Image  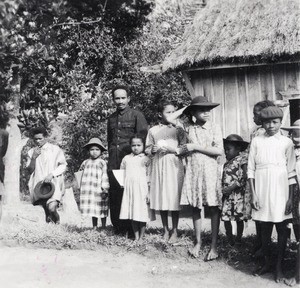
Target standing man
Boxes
[107,85,148,235]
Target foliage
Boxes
[1,0,190,187]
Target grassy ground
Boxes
[0,202,298,281]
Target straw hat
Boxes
[281,119,300,131]
[33,181,55,204]
[183,96,220,114]
[223,134,249,151]
[83,138,107,151]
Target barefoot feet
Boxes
[168,230,178,244]
[204,248,219,262]
[188,243,201,258]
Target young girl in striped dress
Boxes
[79,138,109,230]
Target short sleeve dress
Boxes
[221,153,251,221]
[145,124,186,211]
[119,153,154,222]
[179,120,223,209]
[79,158,110,219]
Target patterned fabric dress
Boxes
[145,124,186,211]
[119,153,154,222]
[221,153,251,221]
[179,120,223,209]
[79,158,109,218]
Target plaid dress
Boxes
[79,158,109,218]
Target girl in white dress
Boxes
[119,135,154,243]
[248,106,297,282]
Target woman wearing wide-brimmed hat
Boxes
[78,137,110,230]
[166,96,223,261]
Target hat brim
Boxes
[183,103,220,114]
[281,126,300,131]
[33,181,55,204]
[223,139,249,151]
[83,143,107,151]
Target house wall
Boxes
[189,63,300,140]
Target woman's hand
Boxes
[151,145,159,154]
[184,143,198,152]
[285,198,292,215]
[101,191,109,200]
[32,147,41,159]
[251,194,260,211]
[159,146,176,155]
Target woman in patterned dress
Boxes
[221,134,251,246]
[79,138,109,229]
[167,96,223,261]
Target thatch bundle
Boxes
[162,0,300,71]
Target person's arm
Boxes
[185,124,223,156]
[26,147,41,175]
[247,140,259,210]
[101,161,109,199]
[107,117,112,150]
[44,148,67,183]
[145,129,157,156]
[135,111,148,138]
[0,130,9,158]
[285,141,297,214]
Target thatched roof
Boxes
[162,0,300,72]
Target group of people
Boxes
[24,85,299,286]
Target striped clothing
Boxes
[79,158,110,218]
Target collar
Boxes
[159,122,173,128]
[194,121,211,129]
[131,152,145,157]
[264,131,281,139]
[40,142,49,149]
[118,106,130,116]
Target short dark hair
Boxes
[157,100,175,113]
[30,126,48,137]
[254,100,275,111]
[129,134,145,148]
[111,85,129,98]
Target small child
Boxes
[119,135,154,243]
[145,101,186,243]
[166,96,223,261]
[282,119,300,287]
[248,106,297,282]
[221,134,250,246]
[79,138,109,230]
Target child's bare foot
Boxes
[168,231,178,244]
[92,226,97,231]
[188,243,201,258]
[162,232,169,241]
[253,264,272,276]
[284,277,299,287]
[204,248,219,262]
[275,268,285,283]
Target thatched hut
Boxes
[162,0,300,140]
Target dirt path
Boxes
[0,246,282,288]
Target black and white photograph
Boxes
[0,0,299,287]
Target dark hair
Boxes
[254,100,275,111]
[157,100,175,113]
[0,104,9,129]
[129,134,145,148]
[111,85,129,99]
[30,126,48,137]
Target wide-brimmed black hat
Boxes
[83,138,107,151]
[223,134,249,151]
[33,181,55,203]
[183,96,220,114]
